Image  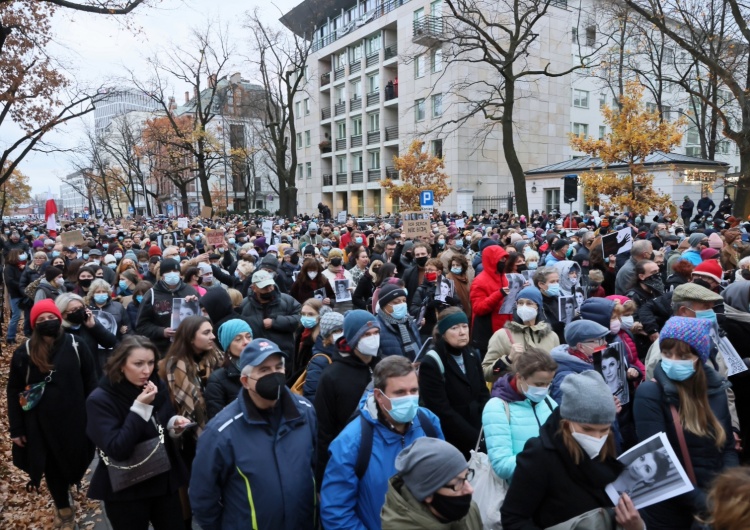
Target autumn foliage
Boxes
[381,140,452,210]
[569,81,684,215]
[0,163,32,217]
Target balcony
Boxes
[385,125,399,141]
[352,171,364,183]
[350,97,362,111]
[350,61,362,74]
[368,168,382,182]
[335,101,346,116]
[366,91,380,107]
[323,174,333,186]
[321,72,331,86]
[322,106,331,120]
[413,16,446,46]
[319,141,332,153]
[385,82,398,101]
[351,134,363,148]
[334,67,346,81]
[386,166,399,180]
[335,138,347,151]
[366,52,379,68]
[336,172,348,185]
[367,130,381,144]
[384,44,398,60]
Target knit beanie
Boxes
[660,316,712,363]
[260,254,279,273]
[509,232,523,244]
[379,283,407,308]
[148,245,162,257]
[395,438,468,502]
[708,233,723,249]
[688,233,705,248]
[560,371,617,424]
[319,310,345,339]
[693,260,723,284]
[30,299,62,329]
[160,259,180,274]
[328,248,343,259]
[45,266,62,283]
[515,286,543,308]
[217,319,253,352]
[343,309,380,349]
[699,248,720,261]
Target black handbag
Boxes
[100,419,171,492]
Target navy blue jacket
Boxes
[375,312,422,361]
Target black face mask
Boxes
[496,261,506,274]
[405,252,413,261]
[36,319,61,337]
[429,492,473,522]
[330,257,342,267]
[252,372,286,401]
[516,264,527,273]
[290,254,300,265]
[415,256,429,268]
[67,307,87,325]
[258,289,275,301]
[642,274,664,294]
[78,278,92,288]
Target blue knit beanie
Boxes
[516,286,543,307]
[660,316,712,363]
[343,310,380,349]
[218,319,253,352]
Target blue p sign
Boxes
[420,190,434,207]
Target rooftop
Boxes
[525,151,729,175]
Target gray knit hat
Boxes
[395,438,468,502]
[319,310,344,339]
[688,233,706,248]
[560,371,617,424]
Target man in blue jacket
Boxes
[320,355,443,530]
[189,338,317,530]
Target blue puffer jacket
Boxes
[189,389,317,530]
[483,375,557,480]
[579,297,616,328]
[320,392,443,530]
[375,312,422,361]
[303,336,336,401]
[549,345,594,405]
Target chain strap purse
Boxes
[99,418,171,492]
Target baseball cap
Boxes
[252,270,276,288]
[239,338,287,370]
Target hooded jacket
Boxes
[135,279,199,354]
[380,475,483,530]
[239,289,301,355]
[549,345,594,406]
[204,360,242,420]
[469,245,509,353]
[320,393,444,530]
[483,375,557,480]
[482,320,560,382]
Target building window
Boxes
[662,105,672,121]
[431,93,442,117]
[350,43,362,62]
[305,130,311,147]
[352,116,362,136]
[572,89,589,108]
[430,0,442,16]
[646,102,657,114]
[297,164,303,179]
[351,79,361,99]
[295,101,302,117]
[335,86,346,104]
[335,51,346,69]
[303,99,310,115]
[572,27,578,44]
[414,7,424,22]
[572,123,588,138]
[717,140,730,154]
[431,139,443,157]
[585,25,596,46]
[368,112,380,131]
[687,125,700,145]
[353,153,363,171]
[367,73,379,94]
[366,33,381,55]
[369,150,380,169]
[432,49,443,72]
[296,132,302,149]
[414,54,426,78]
[336,121,346,139]
[598,126,606,140]
[306,162,312,179]
[415,99,425,122]
[545,189,561,212]
[337,156,346,174]
[599,93,606,108]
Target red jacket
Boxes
[470,246,510,351]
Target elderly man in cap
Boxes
[615,239,655,295]
[300,222,323,249]
[190,338,317,530]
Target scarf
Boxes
[165,349,221,437]
[377,308,420,360]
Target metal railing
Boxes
[321,72,331,85]
[335,101,346,116]
[351,134,363,148]
[334,67,346,81]
[368,168,382,182]
[413,16,445,41]
[366,53,380,67]
[335,138,347,151]
[350,97,362,111]
[366,91,380,107]
[384,44,398,60]
[352,171,364,183]
[323,174,333,186]
[350,61,361,74]
[336,172,348,185]
[385,125,399,141]
[322,106,331,120]
[367,130,381,144]
[386,166,399,179]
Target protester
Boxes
[204,319,253,419]
[469,245,509,353]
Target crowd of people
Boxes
[4,203,750,529]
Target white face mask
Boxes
[571,429,608,459]
[357,334,380,356]
[307,271,318,280]
[516,305,537,323]
[609,319,621,335]
[620,315,634,330]
[332,331,344,344]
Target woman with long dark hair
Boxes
[6,299,97,529]
[352,260,383,311]
[290,298,324,383]
[290,257,335,306]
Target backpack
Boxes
[24,277,42,300]
[354,408,438,480]
[290,353,332,395]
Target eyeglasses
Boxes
[442,469,474,492]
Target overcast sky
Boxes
[3,0,300,196]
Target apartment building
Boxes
[282,0,572,216]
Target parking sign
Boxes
[420,190,434,210]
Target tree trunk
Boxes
[735,146,750,219]
[179,185,190,216]
[197,155,212,208]
[279,186,297,217]
[502,71,528,217]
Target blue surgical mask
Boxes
[229,238,236,245]
[438,239,445,247]
[382,393,420,423]
[523,385,549,403]
[107,262,117,269]
[83,254,89,260]
[114,252,122,260]
[52,251,60,258]
[355,236,363,244]
[118,280,129,292]
[454,240,463,248]
[661,358,696,381]
[102,243,109,249]
[94,293,109,305]
[544,283,560,297]
[391,302,408,320]
[300,316,318,329]
[234,270,242,279]
[694,309,717,325]
[164,272,180,286]
[135,295,144,304]
[528,262,538,270]
[450,267,463,275]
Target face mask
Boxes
[415,256,428,267]
[544,283,560,297]
[55,277,65,287]
[496,261,506,274]
[429,492,473,522]
[307,271,318,280]
[252,372,286,401]
[92,259,101,266]
[51,251,60,258]
[528,261,538,270]
[516,305,537,323]
[300,316,318,329]
[382,393,419,423]
[642,274,664,294]
[79,278,92,288]
[135,295,144,304]
[102,243,109,249]
[661,358,696,381]
[450,266,463,275]
[437,239,445,247]
[171,256,181,263]
[523,384,549,403]
[355,236,363,244]
[620,315,634,330]
[118,280,129,292]
[83,254,89,260]
[332,331,344,344]
[330,257,342,267]
[35,319,61,337]
[18,254,27,261]
[694,309,717,325]
[390,302,408,320]
[357,334,380,356]
[571,429,608,459]
[228,238,236,245]
[114,252,123,260]
[454,240,464,248]
[163,272,180,286]
[94,293,109,305]
[425,271,438,283]
[259,290,275,301]
[66,307,87,325]
[610,319,621,335]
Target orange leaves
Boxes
[381,140,452,210]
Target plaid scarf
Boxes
[377,308,420,360]
[165,348,221,436]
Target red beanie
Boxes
[693,259,723,284]
[30,299,62,329]
[148,245,162,257]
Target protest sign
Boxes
[262,219,273,242]
[402,211,431,239]
[201,206,212,219]
[455,219,465,229]
[595,342,630,405]
[205,229,225,247]
[177,218,189,229]
[601,227,633,257]
[61,230,85,247]
[337,211,347,224]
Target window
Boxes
[368,112,380,131]
[305,130,311,147]
[717,141,730,154]
[350,43,363,62]
[335,86,346,104]
[432,49,443,72]
[431,93,443,117]
[414,7,424,22]
[369,150,381,169]
[304,65,310,81]
[599,93,606,108]
[572,27,578,44]
[415,99,426,121]
[353,153,363,171]
[686,146,702,157]
[414,54,426,78]
[352,116,362,135]
[366,33,381,55]
[430,0,442,16]
[296,132,302,149]
[336,121,346,139]
[295,101,302,117]
[687,125,700,145]
[306,162,312,179]
[335,51,347,69]
[367,73,379,93]
[585,25,596,47]
[646,102,657,114]
[297,163,303,179]
[662,105,672,121]
[572,89,589,108]
[545,189,561,212]
[572,123,588,138]
[351,79,361,99]
[663,47,675,64]
[598,126,606,140]
[303,98,310,115]
[431,139,443,157]
[337,156,346,174]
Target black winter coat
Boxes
[418,344,489,458]
[634,364,738,529]
[501,408,624,530]
[4,263,24,299]
[239,290,301,356]
[135,280,199,354]
[352,272,375,311]
[7,333,97,490]
[636,291,673,337]
[86,375,188,502]
[204,361,242,420]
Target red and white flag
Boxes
[45,193,58,238]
